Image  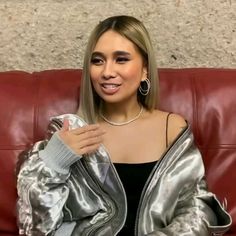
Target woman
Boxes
[17,15,231,235]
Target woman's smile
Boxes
[101,82,121,94]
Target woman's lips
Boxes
[101,83,121,95]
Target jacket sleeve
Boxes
[147,179,232,236]
[17,130,81,236]
[146,141,232,236]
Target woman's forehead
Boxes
[93,30,139,54]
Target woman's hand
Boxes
[58,119,105,156]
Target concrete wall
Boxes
[0,0,235,72]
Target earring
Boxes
[139,78,150,96]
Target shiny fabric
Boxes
[17,114,232,236]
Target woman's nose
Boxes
[102,62,116,79]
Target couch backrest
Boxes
[0,69,81,234]
[0,68,235,234]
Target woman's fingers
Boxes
[78,134,103,149]
[74,128,105,155]
[70,124,99,134]
[59,123,106,155]
[79,142,102,155]
[61,119,70,132]
[78,128,105,141]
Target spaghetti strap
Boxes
[166,112,173,148]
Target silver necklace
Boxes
[99,106,143,126]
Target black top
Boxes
[114,161,157,235]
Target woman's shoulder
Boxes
[150,109,187,145]
[149,109,186,123]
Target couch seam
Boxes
[32,72,41,143]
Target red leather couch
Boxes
[0,68,235,235]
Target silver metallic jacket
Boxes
[17,114,232,236]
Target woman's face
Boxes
[90,30,147,105]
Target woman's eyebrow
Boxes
[92,50,131,57]
[91,51,104,57]
[113,50,131,56]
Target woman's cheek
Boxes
[90,66,100,81]
[90,70,100,88]
[91,80,101,96]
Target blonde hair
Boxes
[78,15,158,124]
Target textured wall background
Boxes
[0,0,235,72]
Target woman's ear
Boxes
[142,67,148,81]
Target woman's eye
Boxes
[91,58,103,65]
[116,57,130,63]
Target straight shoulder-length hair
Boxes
[78,15,158,124]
